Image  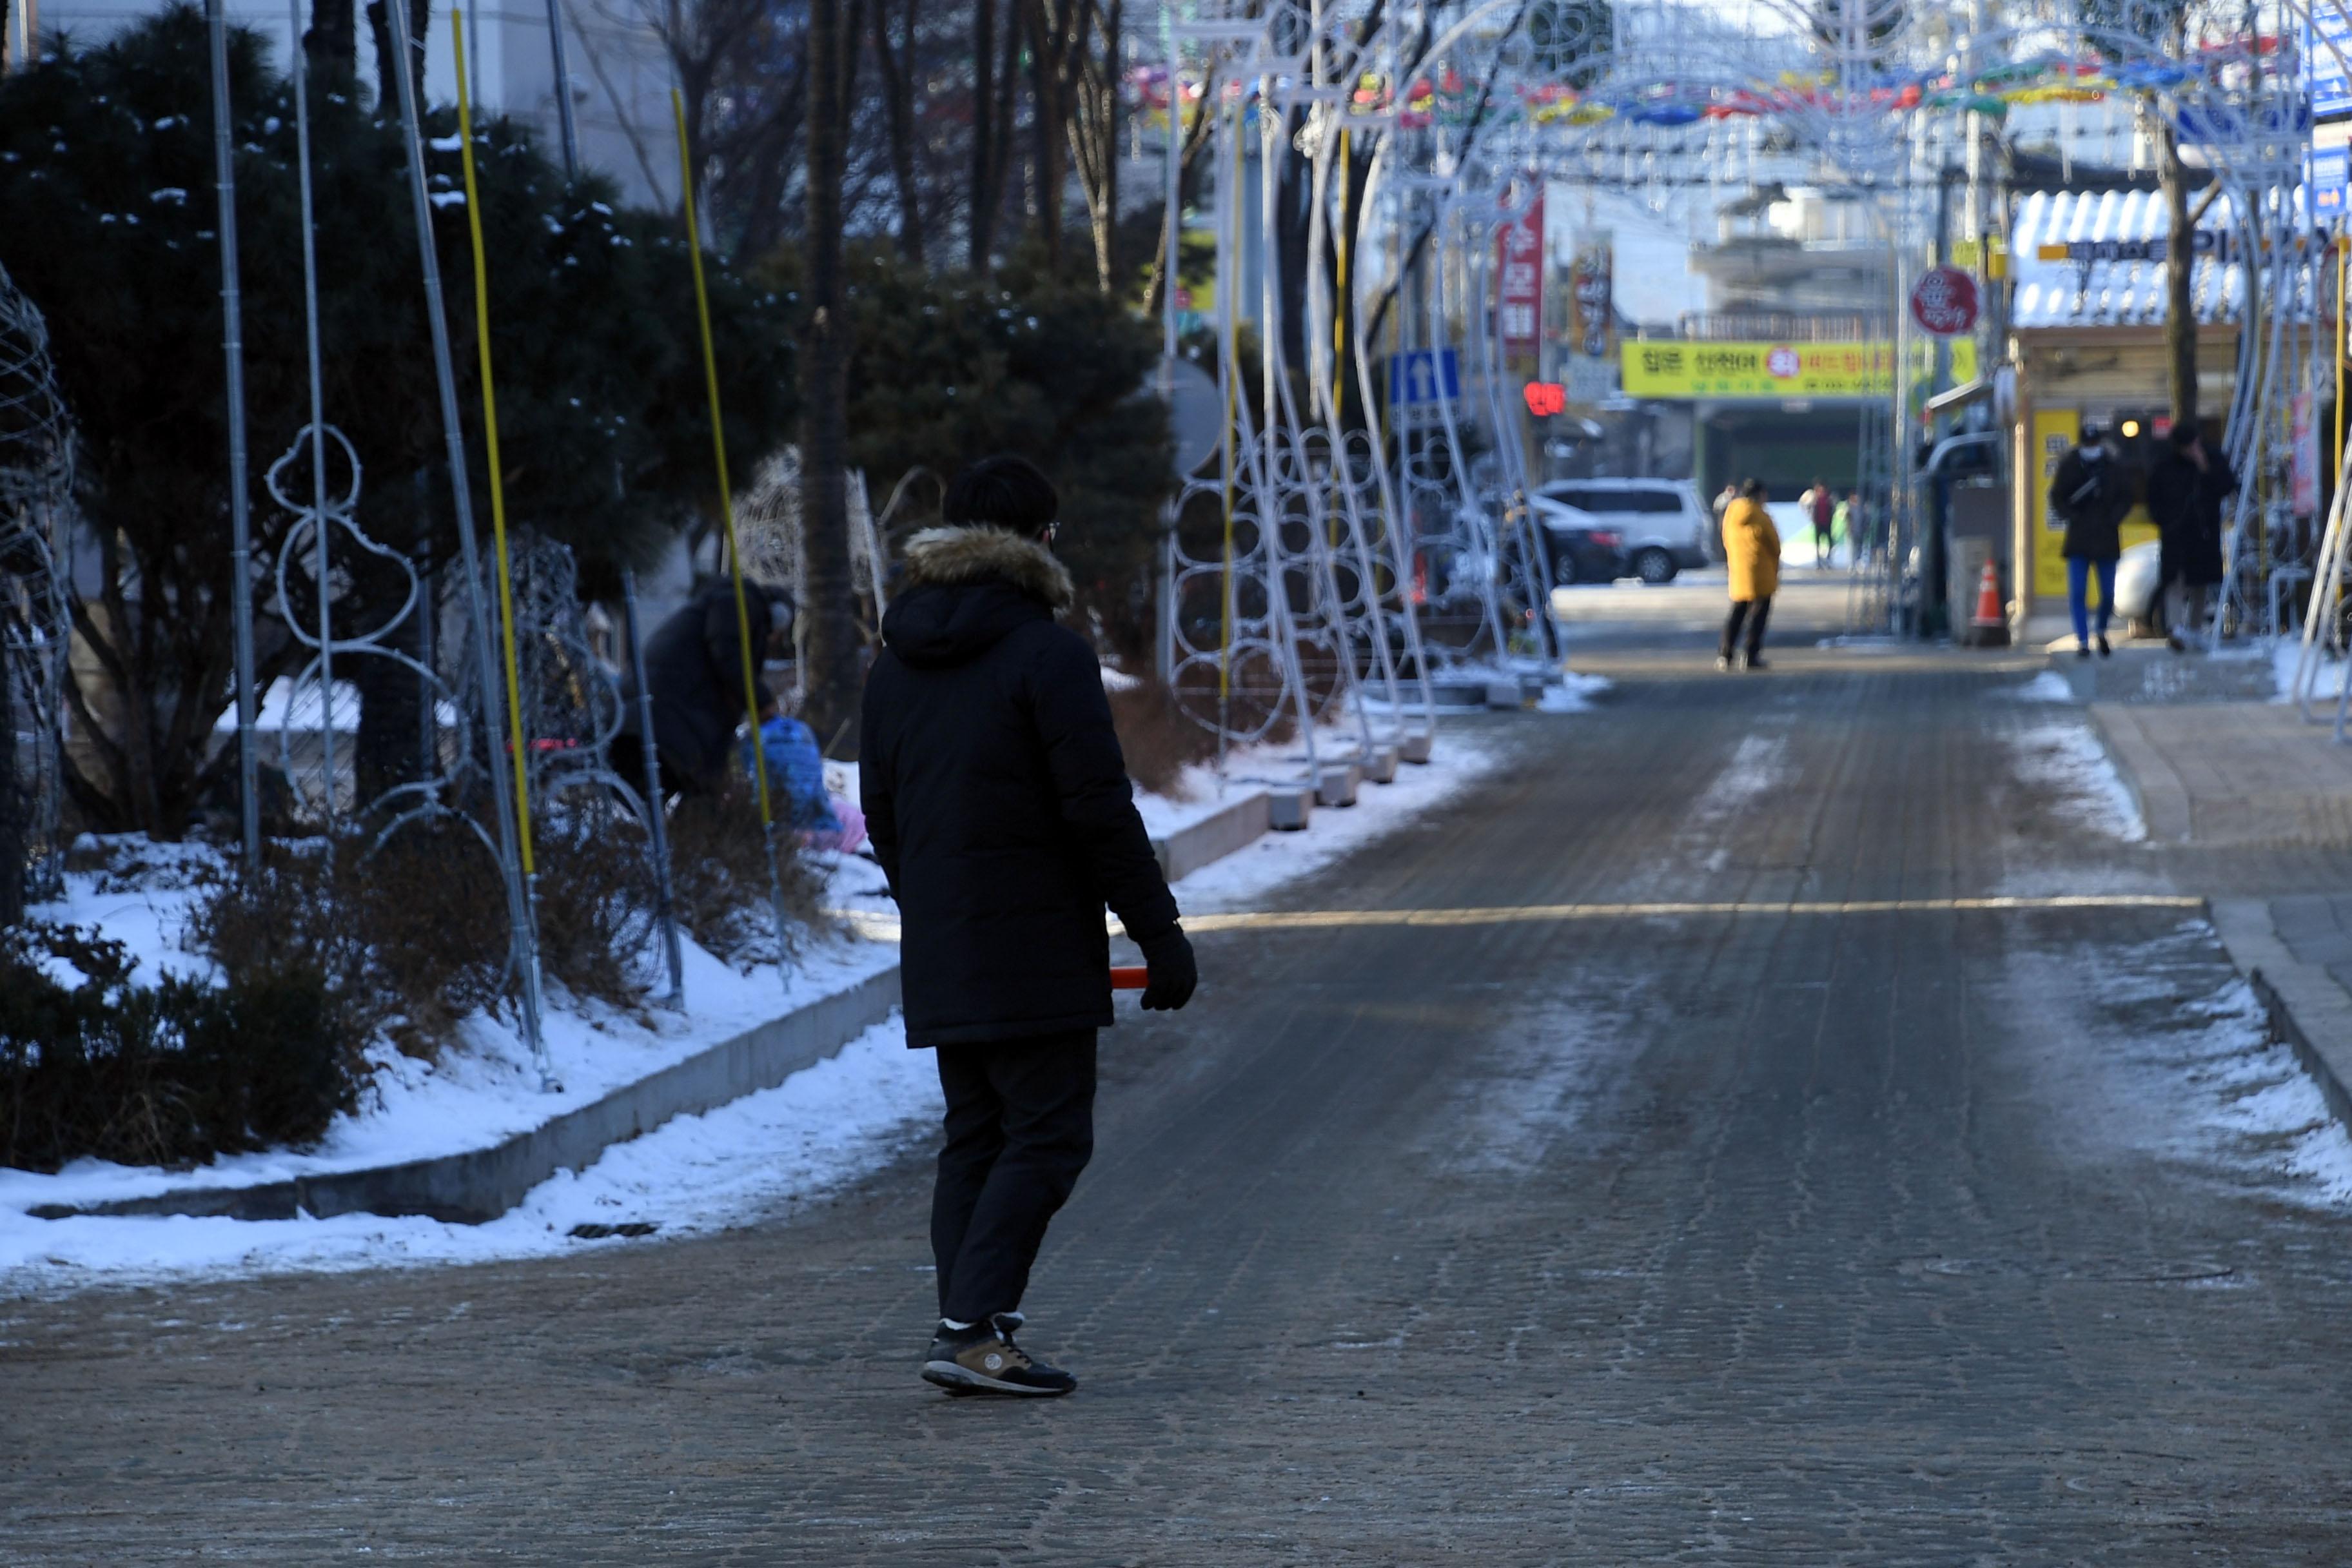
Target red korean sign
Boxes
[1909,266,1979,337]
[1524,382,1566,417]
[1496,191,1544,358]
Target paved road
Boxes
[8,594,2352,1563]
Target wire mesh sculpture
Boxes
[504,533,674,987]
[0,260,74,907]
[736,447,889,650]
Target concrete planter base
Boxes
[35,966,905,1227]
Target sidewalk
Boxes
[2092,700,2352,846]
[2082,656,2352,1129]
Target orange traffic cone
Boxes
[1972,559,2004,629]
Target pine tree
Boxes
[0,7,794,835]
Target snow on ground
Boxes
[0,923,900,1220]
[28,838,222,985]
[1422,975,1645,1178]
[2000,670,2077,704]
[1,1017,931,1290]
[2272,634,2346,707]
[3,725,1506,1293]
[2007,923,2352,1209]
[2005,716,2147,843]
[1148,733,1501,913]
[1693,732,1790,821]
[1538,672,1611,713]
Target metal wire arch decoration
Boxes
[0,260,75,906]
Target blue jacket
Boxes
[747,716,839,830]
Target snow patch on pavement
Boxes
[1693,733,1790,821]
[1538,672,1611,713]
[2005,718,2146,843]
[1153,736,1502,913]
[2001,670,2077,703]
[1426,979,1639,1175]
[2271,636,2346,707]
[2006,923,2352,1208]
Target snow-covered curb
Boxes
[1,730,1510,1292]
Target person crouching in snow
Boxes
[747,701,866,853]
[859,453,1197,1397]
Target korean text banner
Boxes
[1620,340,1977,398]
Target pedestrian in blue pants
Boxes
[2066,556,2118,653]
[2047,424,2132,658]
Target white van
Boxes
[1530,478,1713,585]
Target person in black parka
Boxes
[861,453,1197,1399]
[2148,420,2238,652]
[2048,424,2132,658]
[614,578,792,797]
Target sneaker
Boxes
[1742,653,1769,671]
[2096,635,2112,658]
[1716,654,1732,671]
[2166,632,2188,654]
[2075,642,2092,658]
[921,1315,1076,1398]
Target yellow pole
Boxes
[453,10,534,877]
[1333,128,1349,422]
[671,89,780,838]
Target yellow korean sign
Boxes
[1620,339,1978,399]
[2031,407,2081,601]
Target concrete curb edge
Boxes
[35,965,905,1227]
[2210,896,2352,1135]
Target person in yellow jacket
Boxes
[1719,477,1781,671]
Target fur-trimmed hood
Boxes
[898,525,1073,611]
[881,525,1072,670]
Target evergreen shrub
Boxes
[0,922,360,1172]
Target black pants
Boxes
[1720,596,1772,661]
[931,1028,1097,1324]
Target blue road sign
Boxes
[2314,2,2352,121]
[2311,146,2349,215]
[1389,349,1462,407]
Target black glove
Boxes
[1137,926,1197,1012]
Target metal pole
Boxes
[206,0,260,874]
[2337,220,2346,646]
[545,0,581,179]
[289,0,337,836]
[671,88,796,998]
[622,567,685,1008]
[453,10,554,1048]
[386,0,553,1086]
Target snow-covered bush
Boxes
[0,921,360,1171]
[663,778,828,972]
[1105,673,1219,798]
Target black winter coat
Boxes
[2048,444,2131,562]
[2148,446,2238,588]
[620,580,785,792]
[860,525,1179,1049]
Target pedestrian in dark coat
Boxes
[2148,422,2237,650]
[2048,426,2132,658]
[616,578,790,796]
[861,453,1196,1398]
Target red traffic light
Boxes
[1523,380,1566,417]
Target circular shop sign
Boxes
[1910,266,1979,337]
